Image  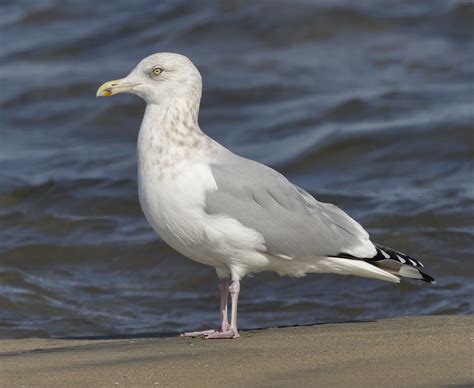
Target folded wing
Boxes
[206,155,376,261]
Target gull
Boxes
[97,53,435,339]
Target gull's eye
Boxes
[152,67,162,76]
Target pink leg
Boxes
[218,278,230,332]
[181,277,230,337]
[205,279,240,339]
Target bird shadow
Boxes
[58,318,376,341]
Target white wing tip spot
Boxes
[396,255,406,264]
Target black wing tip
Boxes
[420,271,436,284]
[374,244,436,284]
[374,244,425,268]
[331,244,436,284]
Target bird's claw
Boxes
[205,328,239,339]
[181,329,216,337]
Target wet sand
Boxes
[1,315,472,387]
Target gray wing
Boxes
[206,155,374,260]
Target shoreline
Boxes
[1,315,472,387]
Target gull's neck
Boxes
[137,98,216,171]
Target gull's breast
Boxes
[138,160,215,232]
[137,158,220,263]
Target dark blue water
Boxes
[0,0,473,338]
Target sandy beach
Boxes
[1,315,472,387]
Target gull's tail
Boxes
[331,244,436,284]
[366,244,435,284]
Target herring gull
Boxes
[96,53,435,339]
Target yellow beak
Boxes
[96,79,136,97]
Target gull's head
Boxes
[96,52,202,105]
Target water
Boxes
[0,0,472,339]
